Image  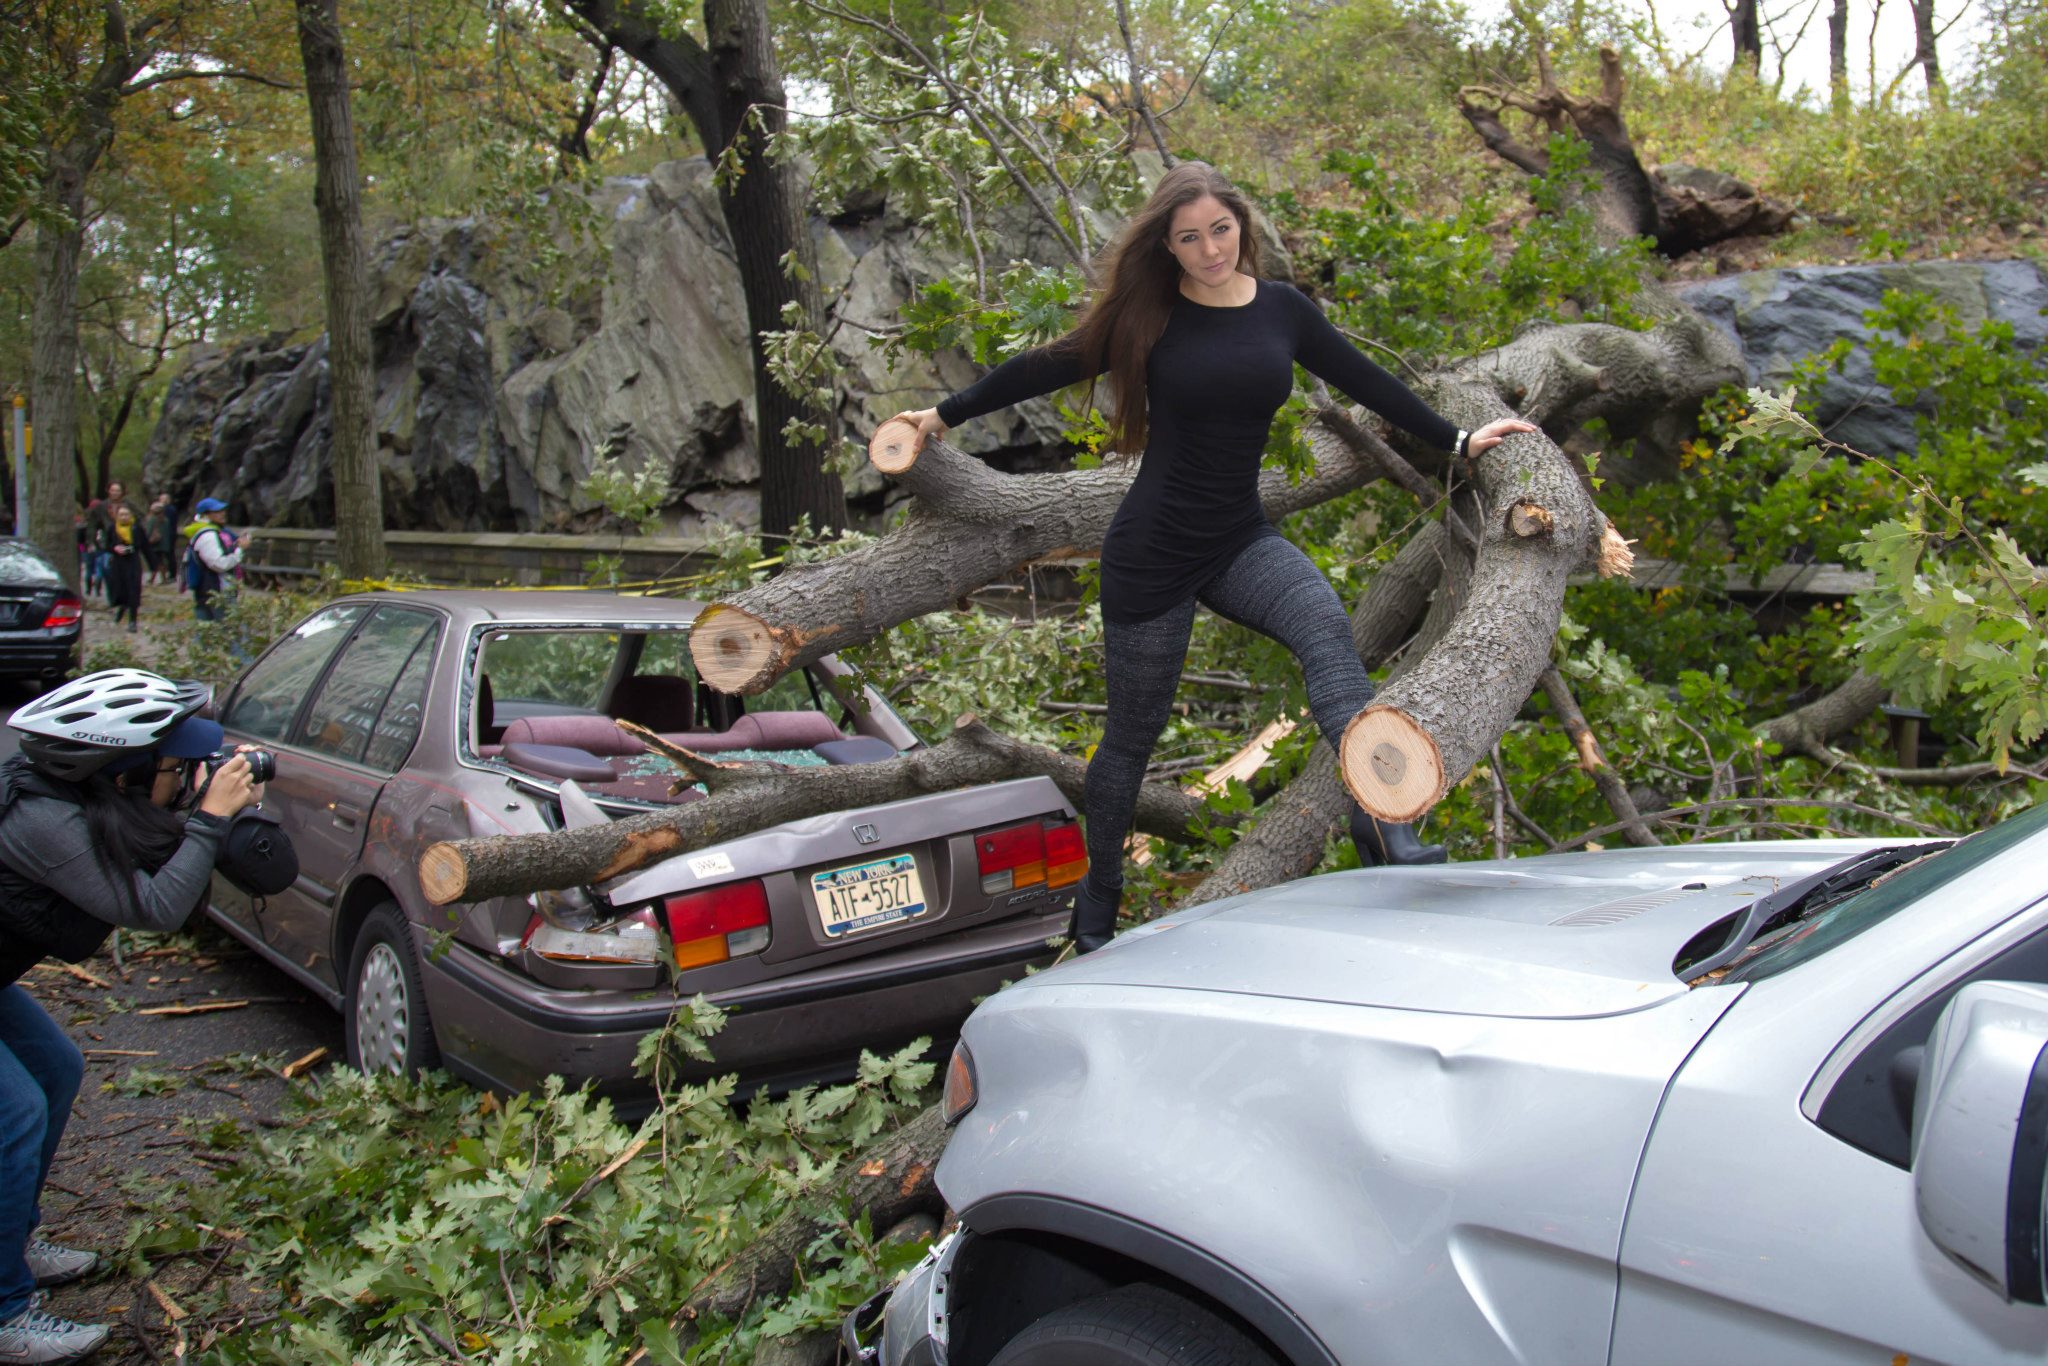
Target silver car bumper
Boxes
[842,1229,962,1366]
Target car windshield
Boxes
[1722,801,2048,982]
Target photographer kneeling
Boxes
[0,669,265,1363]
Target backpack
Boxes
[0,755,113,988]
[184,524,235,593]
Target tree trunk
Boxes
[1729,0,1763,75]
[29,173,84,589]
[702,0,847,555]
[1178,521,1449,907]
[1827,0,1851,110]
[26,1,149,590]
[295,0,386,579]
[563,0,847,556]
[1909,0,1945,103]
[419,716,1213,904]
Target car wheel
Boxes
[344,903,442,1076]
[989,1285,1280,1366]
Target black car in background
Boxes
[0,538,82,684]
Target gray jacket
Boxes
[0,785,227,935]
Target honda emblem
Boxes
[853,823,880,845]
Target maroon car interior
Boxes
[481,701,892,804]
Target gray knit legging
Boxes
[1083,532,1370,894]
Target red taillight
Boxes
[41,595,81,629]
[977,821,1046,895]
[664,879,771,970]
[1043,820,1087,889]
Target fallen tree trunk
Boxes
[687,428,1386,695]
[418,716,1214,904]
[1456,40,1793,255]
[691,310,1736,700]
[1181,521,1451,906]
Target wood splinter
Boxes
[1507,501,1554,537]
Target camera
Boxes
[206,748,277,784]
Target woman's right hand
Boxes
[888,408,948,454]
[199,754,261,819]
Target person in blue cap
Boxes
[0,670,265,1362]
[182,498,252,623]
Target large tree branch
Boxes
[418,716,1213,904]
[690,311,1732,696]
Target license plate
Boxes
[812,853,927,938]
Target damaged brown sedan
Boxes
[205,590,1081,1106]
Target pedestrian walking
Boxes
[99,505,143,632]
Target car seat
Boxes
[609,674,695,732]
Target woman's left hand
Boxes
[1467,418,1541,459]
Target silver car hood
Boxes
[1031,840,1893,1019]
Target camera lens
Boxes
[245,750,277,784]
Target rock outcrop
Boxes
[1675,258,2048,457]
[142,160,1068,535]
[143,161,2045,534]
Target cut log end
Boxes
[1507,501,1554,537]
[1597,522,1637,579]
[868,418,924,475]
[420,843,468,906]
[687,604,782,694]
[1339,706,1446,824]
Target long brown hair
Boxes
[1060,162,1262,455]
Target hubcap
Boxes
[354,941,411,1074]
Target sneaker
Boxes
[0,1304,108,1363]
[23,1239,96,1289]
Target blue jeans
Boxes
[0,985,83,1322]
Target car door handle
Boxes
[329,801,365,830]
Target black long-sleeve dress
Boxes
[937,279,1460,624]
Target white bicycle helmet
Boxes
[9,669,213,783]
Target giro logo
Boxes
[71,731,128,745]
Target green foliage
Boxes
[579,447,675,534]
[130,1002,937,1363]
[150,573,354,690]
[1284,139,1656,365]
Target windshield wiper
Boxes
[1683,841,1953,980]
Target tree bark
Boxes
[567,0,846,557]
[29,168,85,588]
[419,716,1213,904]
[1729,0,1763,75]
[703,0,847,554]
[1909,0,1945,104]
[1337,410,1606,822]
[27,0,151,589]
[294,0,385,579]
[1756,670,1887,757]
[1827,0,1851,111]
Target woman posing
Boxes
[892,163,1535,954]
[0,670,265,1362]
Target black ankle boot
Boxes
[1070,877,1122,954]
[1349,806,1447,867]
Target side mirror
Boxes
[1911,981,2048,1305]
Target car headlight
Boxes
[942,1041,977,1125]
